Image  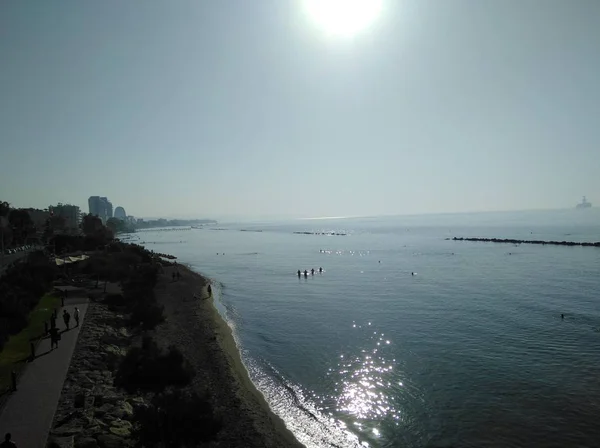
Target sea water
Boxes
[135,209,600,448]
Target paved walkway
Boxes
[0,298,89,448]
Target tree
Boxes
[106,217,119,234]
[81,214,103,236]
[0,201,10,217]
[9,209,34,245]
[106,217,134,234]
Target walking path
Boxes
[0,298,89,448]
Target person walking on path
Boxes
[0,433,17,447]
[48,327,60,350]
[62,309,71,330]
[74,307,80,327]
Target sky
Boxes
[1,0,599,220]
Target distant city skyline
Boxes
[1,1,598,218]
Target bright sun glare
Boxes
[304,0,384,37]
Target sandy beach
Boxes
[155,263,304,448]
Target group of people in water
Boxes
[298,267,323,278]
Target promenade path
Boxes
[0,297,89,448]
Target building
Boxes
[88,196,113,223]
[102,197,113,220]
[114,206,127,220]
[49,204,81,229]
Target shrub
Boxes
[133,389,222,447]
[103,293,126,306]
[115,336,193,393]
[129,302,165,330]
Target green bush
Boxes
[115,336,194,393]
[133,389,222,447]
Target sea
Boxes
[128,208,600,448]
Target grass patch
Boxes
[0,293,61,391]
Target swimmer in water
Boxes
[304,270,308,278]
[411,272,415,276]
[297,270,301,277]
[311,268,315,275]
[319,267,323,273]
[561,314,564,319]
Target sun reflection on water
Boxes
[327,322,402,431]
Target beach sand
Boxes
[155,264,304,448]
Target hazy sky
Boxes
[1,1,599,220]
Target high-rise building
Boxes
[49,204,81,229]
[88,196,113,223]
[114,206,127,220]
[101,197,113,219]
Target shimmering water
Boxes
[134,209,600,448]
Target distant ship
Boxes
[576,196,592,209]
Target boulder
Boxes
[75,438,99,448]
[96,434,126,448]
[104,345,126,357]
[48,436,75,448]
[112,401,134,420]
[51,425,84,437]
[108,419,133,438]
[94,403,115,417]
[74,392,86,409]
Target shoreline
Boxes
[156,264,305,448]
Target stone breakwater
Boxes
[48,303,140,448]
[449,237,600,248]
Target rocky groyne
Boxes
[449,237,600,247]
[48,303,139,448]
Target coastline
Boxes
[155,263,304,448]
[47,253,305,447]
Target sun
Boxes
[303,0,384,38]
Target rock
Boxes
[52,425,83,437]
[96,434,126,448]
[108,426,130,438]
[48,436,75,448]
[110,419,132,431]
[94,403,115,417]
[112,401,134,420]
[78,375,96,389]
[74,392,86,408]
[75,438,98,448]
[103,393,122,404]
[85,395,96,409]
[104,345,126,357]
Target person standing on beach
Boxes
[1,433,17,447]
[207,284,212,296]
[74,307,80,327]
[63,309,71,330]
